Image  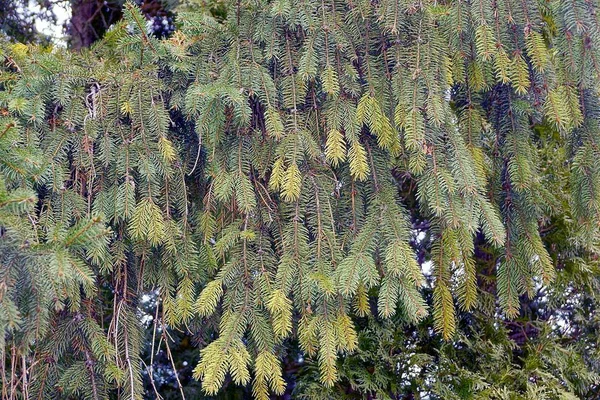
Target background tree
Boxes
[1,0,599,399]
[0,0,180,47]
[68,0,180,49]
[0,0,59,43]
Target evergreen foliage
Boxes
[0,0,599,398]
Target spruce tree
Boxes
[0,0,599,398]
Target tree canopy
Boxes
[0,0,599,398]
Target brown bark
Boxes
[69,0,124,50]
[69,0,102,50]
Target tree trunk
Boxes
[69,0,101,50]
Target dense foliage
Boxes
[1,0,599,398]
